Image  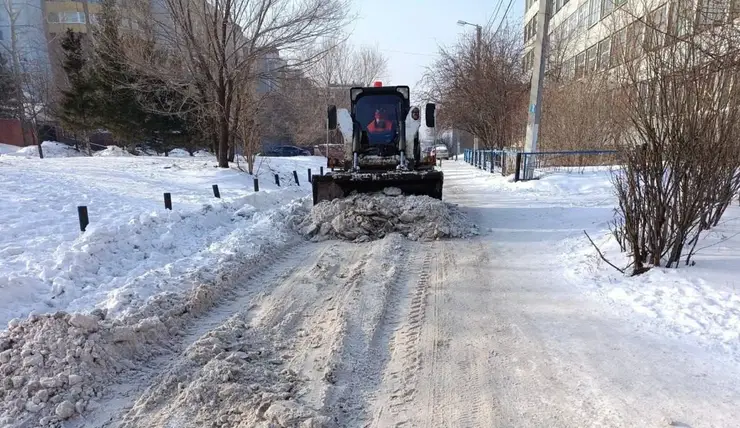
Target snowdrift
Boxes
[93,146,134,157]
[0,154,326,327]
[1,142,84,158]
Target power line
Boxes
[486,0,506,30]
[493,0,516,37]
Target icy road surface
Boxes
[73,160,739,428]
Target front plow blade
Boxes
[311,170,444,205]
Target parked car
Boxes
[262,145,312,157]
[432,145,449,160]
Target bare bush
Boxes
[540,74,623,151]
[608,1,740,274]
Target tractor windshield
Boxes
[354,94,403,145]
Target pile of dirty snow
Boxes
[117,313,333,428]
[296,189,477,242]
[0,310,172,427]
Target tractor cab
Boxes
[313,82,442,205]
[350,84,410,158]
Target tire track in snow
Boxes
[425,240,497,428]
[324,235,428,427]
[369,243,434,427]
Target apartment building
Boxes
[2,0,284,85]
[522,0,738,80]
[0,0,49,72]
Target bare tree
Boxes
[421,23,528,149]
[307,36,388,90]
[268,37,388,154]
[110,0,352,168]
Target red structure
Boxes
[0,119,37,147]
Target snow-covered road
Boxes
[49,160,740,427]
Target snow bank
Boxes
[0,155,327,326]
[93,146,134,157]
[1,142,84,158]
[0,198,310,427]
[565,217,740,356]
[296,190,478,242]
[0,144,19,155]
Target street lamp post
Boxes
[457,20,482,65]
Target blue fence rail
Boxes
[462,149,618,181]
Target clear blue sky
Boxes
[346,0,525,94]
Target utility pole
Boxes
[325,82,330,162]
[523,0,551,179]
[458,20,483,151]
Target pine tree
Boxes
[0,53,19,119]
[93,0,194,150]
[58,29,99,153]
[92,0,148,142]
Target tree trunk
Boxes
[227,142,235,162]
[33,127,43,159]
[218,116,229,168]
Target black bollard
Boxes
[275,174,280,187]
[293,170,299,186]
[254,178,259,192]
[164,193,172,210]
[77,206,89,232]
[212,184,220,198]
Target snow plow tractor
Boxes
[312,82,443,205]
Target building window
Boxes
[566,12,576,35]
[575,51,586,78]
[698,0,726,28]
[586,44,598,73]
[598,38,611,69]
[610,28,625,66]
[47,11,86,24]
[522,49,535,71]
[577,2,588,30]
[669,0,694,38]
[645,5,667,49]
[588,0,601,26]
[524,15,538,43]
[601,0,613,18]
[626,19,644,60]
[564,56,575,80]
